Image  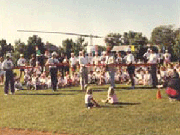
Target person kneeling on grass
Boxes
[102,87,118,104]
[85,88,100,109]
[158,70,180,102]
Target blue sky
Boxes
[0,0,179,46]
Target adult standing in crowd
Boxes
[163,50,171,66]
[30,54,36,67]
[159,70,180,101]
[63,55,69,74]
[45,52,59,92]
[105,50,115,88]
[0,57,5,85]
[29,54,36,75]
[148,49,158,88]
[58,53,65,77]
[87,52,94,73]
[69,52,77,76]
[126,48,135,89]
[143,48,151,63]
[2,53,15,95]
[93,52,100,72]
[158,49,164,65]
[79,51,88,91]
[17,54,26,78]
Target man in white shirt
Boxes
[87,52,94,73]
[105,50,115,88]
[79,51,88,91]
[148,49,158,88]
[2,53,15,95]
[158,49,164,65]
[163,50,171,66]
[93,52,100,72]
[17,54,26,78]
[100,51,106,64]
[143,48,151,63]
[45,52,59,92]
[69,53,77,75]
[126,48,135,89]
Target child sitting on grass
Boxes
[85,88,100,109]
[102,87,118,104]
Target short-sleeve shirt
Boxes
[2,59,14,70]
[47,58,59,68]
[17,58,26,66]
[85,94,93,104]
[79,56,88,66]
[148,53,158,64]
[69,57,77,66]
[126,54,135,64]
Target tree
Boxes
[73,37,88,56]
[27,35,45,59]
[13,39,27,62]
[0,39,14,57]
[150,25,175,49]
[62,38,74,58]
[104,33,122,48]
[122,31,148,45]
[172,30,180,59]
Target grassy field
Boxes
[1,85,180,135]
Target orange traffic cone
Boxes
[157,89,162,99]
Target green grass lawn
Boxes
[1,85,180,135]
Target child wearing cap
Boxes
[85,87,100,109]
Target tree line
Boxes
[0,25,180,61]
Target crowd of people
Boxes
[0,47,178,96]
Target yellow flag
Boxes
[131,45,135,51]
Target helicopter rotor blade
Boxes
[17,30,103,38]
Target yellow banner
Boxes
[131,45,135,51]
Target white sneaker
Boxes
[4,93,8,95]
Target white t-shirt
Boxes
[93,56,100,65]
[100,56,106,64]
[85,94,93,104]
[2,59,14,70]
[79,56,88,66]
[163,53,171,60]
[17,58,26,66]
[69,57,77,66]
[47,58,59,68]
[143,52,151,60]
[88,56,94,64]
[148,53,158,64]
[126,54,135,64]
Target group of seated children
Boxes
[14,61,180,90]
[15,69,81,90]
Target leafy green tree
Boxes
[0,39,14,57]
[62,38,74,58]
[104,33,122,48]
[73,37,88,56]
[150,25,175,48]
[122,31,148,45]
[27,35,45,59]
[173,30,180,59]
[13,39,27,62]
[0,39,7,56]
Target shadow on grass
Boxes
[15,93,76,96]
[100,102,141,108]
[115,86,156,90]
